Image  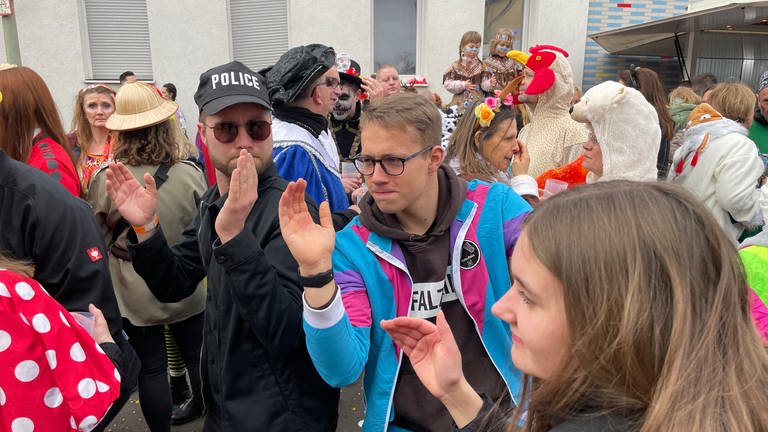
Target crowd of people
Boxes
[1,26,768,432]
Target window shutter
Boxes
[230,0,288,71]
[84,0,153,81]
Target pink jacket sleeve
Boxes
[750,289,768,342]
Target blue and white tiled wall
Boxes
[582,1,689,91]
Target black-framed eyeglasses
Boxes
[318,76,341,90]
[203,120,272,143]
[352,145,434,176]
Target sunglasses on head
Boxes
[203,120,272,143]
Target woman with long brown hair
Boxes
[69,83,117,192]
[382,181,768,431]
[0,64,81,196]
[624,66,676,178]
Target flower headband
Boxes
[474,92,515,127]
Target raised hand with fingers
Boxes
[381,311,464,399]
[279,179,338,306]
[380,311,483,427]
[279,179,335,275]
[215,149,259,244]
[105,162,157,227]
[361,76,385,100]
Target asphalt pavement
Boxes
[105,378,365,431]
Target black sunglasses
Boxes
[203,120,272,143]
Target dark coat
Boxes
[128,163,339,431]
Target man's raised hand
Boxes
[105,162,157,227]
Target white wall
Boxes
[4,0,590,128]
[288,0,485,105]
[289,0,373,74]
[422,0,485,104]
[11,0,87,130]
[146,0,230,130]
[525,0,590,87]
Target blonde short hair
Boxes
[707,82,756,124]
[668,86,700,105]
[361,93,441,150]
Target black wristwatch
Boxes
[299,269,334,288]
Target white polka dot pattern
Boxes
[95,380,110,393]
[59,311,71,327]
[45,350,56,370]
[44,387,63,408]
[0,272,121,431]
[32,313,51,333]
[14,282,35,300]
[11,417,34,432]
[78,378,96,399]
[79,415,98,431]
[15,360,39,382]
[0,330,10,352]
[70,343,86,362]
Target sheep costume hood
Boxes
[510,45,589,177]
[571,80,660,183]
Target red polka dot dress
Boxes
[0,270,120,432]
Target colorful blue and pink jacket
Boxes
[303,180,531,432]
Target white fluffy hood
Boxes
[571,81,660,182]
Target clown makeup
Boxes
[332,82,359,121]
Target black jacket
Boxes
[0,150,140,430]
[127,163,339,431]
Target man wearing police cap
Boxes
[104,60,339,431]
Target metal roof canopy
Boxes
[590,2,768,61]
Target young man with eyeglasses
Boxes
[102,61,339,431]
[279,93,532,431]
[264,44,354,215]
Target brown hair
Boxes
[458,31,482,58]
[0,250,34,278]
[70,84,116,154]
[489,28,514,56]
[632,67,675,141]
[707,82,756,125]
[446,100,517,182]
[0,66,75,165]
[112,119,180,166]
[510,181,768,432]
[361,93,441,151]
[668,86,700,105]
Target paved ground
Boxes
[105,378,365,431]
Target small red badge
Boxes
[87,247,103,262]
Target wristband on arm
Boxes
[132,214,158,235]
[299,268,334,288]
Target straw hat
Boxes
[106,82,178,131]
